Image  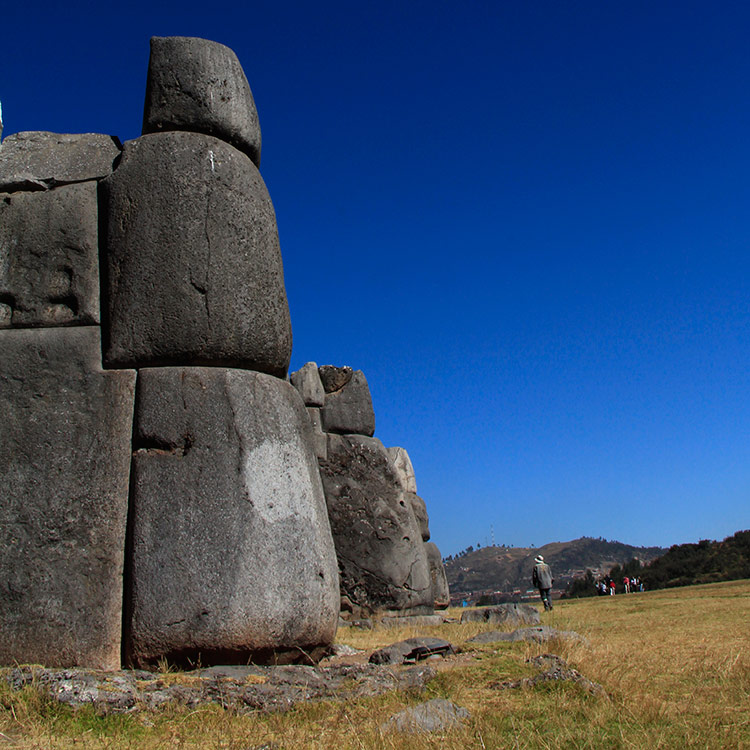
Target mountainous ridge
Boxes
[444,537,665,602]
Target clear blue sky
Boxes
[3,1,749,556]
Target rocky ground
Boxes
[2,625,599,722]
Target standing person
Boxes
[532,555,554,611]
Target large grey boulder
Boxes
[319,434,432,614]
[0,327,135,670]
[142,36,261,167]
[460,603,541,627]
[387,446,417,493]
[319,369,375,436]
[102,132,292,376]
[290,361,325,406]
[424,542,450,609]
[0,183,100,327]
[0,131,120,191]
[125,367,339,668]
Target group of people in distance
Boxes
[597,575,644,595]
[531,556,646,608]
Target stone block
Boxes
[424,542,450,609]
[102,132,292,376]
[0,327,136,670]
[0,131,120,191]
[291,362,325,406]
[306,407,327,460]
[0,183,100,327]
[320,370,375,436]
[407,493,430,541]
[142,36,261,166]
[125,367,339,668]
[387,446,417,493]
[318,365,352,393]
[319,434,432,614]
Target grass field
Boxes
[1,579,748,748]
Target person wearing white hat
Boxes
[532,554,554,611]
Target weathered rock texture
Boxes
[5,662,437,714]
[0,37,444,671]
[466,626,586,645]
[408,493,430,541]
[319,434,433,614]
[320,369,375,436]
[0,183,100,327]
[143,36,262,167]
[290,361,325,406]
[425,542,450,609]
[369,638,454,665]
[290,361,451,617]
[102,131,291,375]
[125,367,339,667]
[0,131,121,191]
[382,698,470,735]
[388,446,418,493]
[318,365,352,393]
[0,327,135,670]
[460,603,541,626]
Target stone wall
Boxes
[0,36,338,669]
[290,364,450,617]
[0,36,448,669]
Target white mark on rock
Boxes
[208,150,215,172]
[242,441,314,524]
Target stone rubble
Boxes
[492,653,605,696]
[3,662,437,714]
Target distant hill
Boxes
[639,530,750,590]
[444,537,665,602]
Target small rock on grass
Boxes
[329,643,360,656]
[381,698,469,734]
[467,626,587,645]
[369,637,454,665]
[492,654,605,696]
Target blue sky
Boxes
[2,1,749,555]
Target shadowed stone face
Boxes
[0,327,135,670]
[0,183,100,327]
[424,542,450,609]
[102,131,292,375]
[319,434,432,615]
[125,367,339,668]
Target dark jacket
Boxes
[533,562,553,590]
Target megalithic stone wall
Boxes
[102,131,292,375]
[125,368,338,668]
[0,36,340,669]
[290,362,450,616]
[0,133,135,670]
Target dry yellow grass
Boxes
[1,579,748,749]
